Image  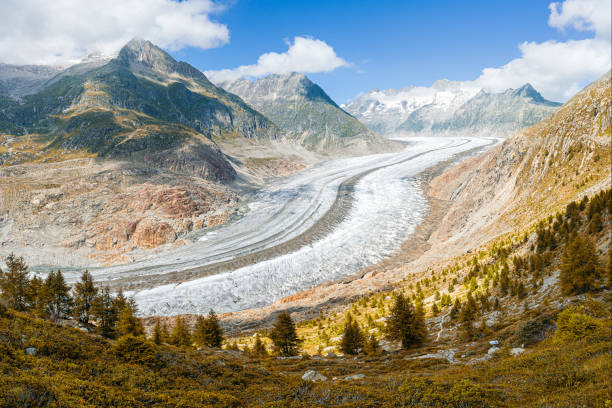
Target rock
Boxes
[276,355,301,360]
[302,370,328,382]
[487,346,500,355]
[489,340,499,346]
[344,374,365,380]
[486,311,502,326]
[510,347,525,356]
[25,347,36,356]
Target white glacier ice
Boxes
[91,136,495,316]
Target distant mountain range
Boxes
[217,73,393,154]
[343,80,561,137]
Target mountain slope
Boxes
[218,72,399,154]
[343,80,481,135]
[428,71,610,255]
[344,81,560,137]
[0,39,281,180]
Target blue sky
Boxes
[170,0,598,103]
[1,0,610,103]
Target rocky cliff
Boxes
[218,72,400,155]
[343,80,560,137]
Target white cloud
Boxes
[205,36,350,83]
[0,0,229,65]
[549,0,611,39]
[472,0,611,101]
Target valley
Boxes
[42,137,496,315]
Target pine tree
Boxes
[340,313,364,355]
[363,334,380,356]
[459,292,477,322]
[92,287,119,338]
[252,334,268,357]
[0,253,31,311]
[384,293,427,349]
[560,235,601,294]
[43,270,73,320]
[170,316,192,348]
[27,275,45,317]
[193,309,223,348]
[72,270,98,325]
[152,319,164,345]
[116,300,144,338]
[269,311,300,356]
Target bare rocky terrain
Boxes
[219,72,611,330]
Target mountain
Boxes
[0,63,63,98]
[217,72,399,154]
[427,72,610,254]
[343,80,561,137]
[0,39,282,180]
[0,39,297,266]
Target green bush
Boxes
[553,307,607,344]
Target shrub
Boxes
[112,335,159,368]
[553,307,607,344]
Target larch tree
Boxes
[170,316,192,348]
[340,313,364,355]
[0,253,31,311]
[269,311,300,356]
[92,287,119,338]
[560,234,601,294]
[43,270,73,320]
[72,270,98,325]
[194,309,223,348]
[116,300,144,338]
[385,292,427,349]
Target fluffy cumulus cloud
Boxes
[473,0,611,101]
[205,36,350,83]
[0,0,229,65]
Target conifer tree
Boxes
[72,270,98,325]
[363,334,380,356]
[0,253,31,311]
[152,318,165,345]
[27,275,45,317]
[43,270,73,320]
[92,287,119,338]
[560,235,601,294]
[385,293,427,349]
[170,316,192,348]
[269,311,300,356]
[193,309,223,348]
[340,313,364,355]
[116,300,144,338]
[252,334,268,357]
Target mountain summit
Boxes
[344,82,561,137]
[218,72,398,154]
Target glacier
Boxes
[95,137,496,316]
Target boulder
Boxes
[344,374,365,380]
[302,370,328,382]
[487,346,500,355]
[486,311,502,326]
[25,347,36,356]
[510,347,525,356]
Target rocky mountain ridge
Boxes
[343,80,561,137]
[218,72,399,155]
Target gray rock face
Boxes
[0,63,62,98]
[343,81,560,138]
[344,374,365,380]
[302,370,328,382]
[218,72,398,155]
[0,39,284,182]
[25,347,37,356]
